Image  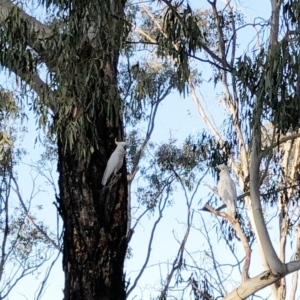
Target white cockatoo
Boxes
[217,164,237,218]
[101,139,126,186]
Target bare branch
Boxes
[209,0,226,62]
[259,133,300,159]
[35,250,61,300]
[190,83,224,145]
[223,265,300,300]
[200,212,227,295]
[0,168,10,284]
[160,212,193,297]
[202,182,300,214]
[126,190,171,297]
[11,176,60,251]
[205,204,251,282]
[204,203,251,281]
[277,135,294,300]
[160,170,208,297]
[128,93,167,183]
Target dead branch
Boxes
[159,170,208,297]
[11,176,60,251]
[126,191,170,297]
[204,204,251,281]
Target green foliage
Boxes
[142,133,232,194]
[283,0,300,26]
[194,7,245,54]
[134,3,202,93]
[0,88,18,117]
[189,275,215,300]
[0,0,132,163]
[120,60,177,123]
[157,3,203,92]
[235,41,300,134]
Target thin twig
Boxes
[204,204,251,281]
[35,250,61,300]
[126,190,170,296]
[11,176,60,251]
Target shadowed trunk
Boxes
[57,139,128,300]
[56,1,128,299]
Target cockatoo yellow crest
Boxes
[101,138,126,186]
[217,164,237,218]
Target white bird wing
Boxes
[114,149,125,173]
[218,171,237,217]
[102,146,125,186]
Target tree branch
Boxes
[0,0,52,51]
[269,0,283,48]
[259,133,300,159]
[204,204,251,281]
[250,99,286,275]
[126,193,169,297]
[4,59,57,113]
[202,183,300,213]
[190,83,224,144]
[11,175,60,251]
[160,170,207,297]
[0,1,57,113]
[289,219,300,300]
[152,0,233,71]
[223,263,300,300]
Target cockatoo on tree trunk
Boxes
[101,139,126,186]
[217,164,237,218]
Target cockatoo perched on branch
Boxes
[217,164,237,218]
[101,139,126,186]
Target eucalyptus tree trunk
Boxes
[54,1,128,299]
[57,137,128,300]
[0,0,129,296]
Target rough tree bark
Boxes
[58,137,128,300]
[55,1,129,299]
